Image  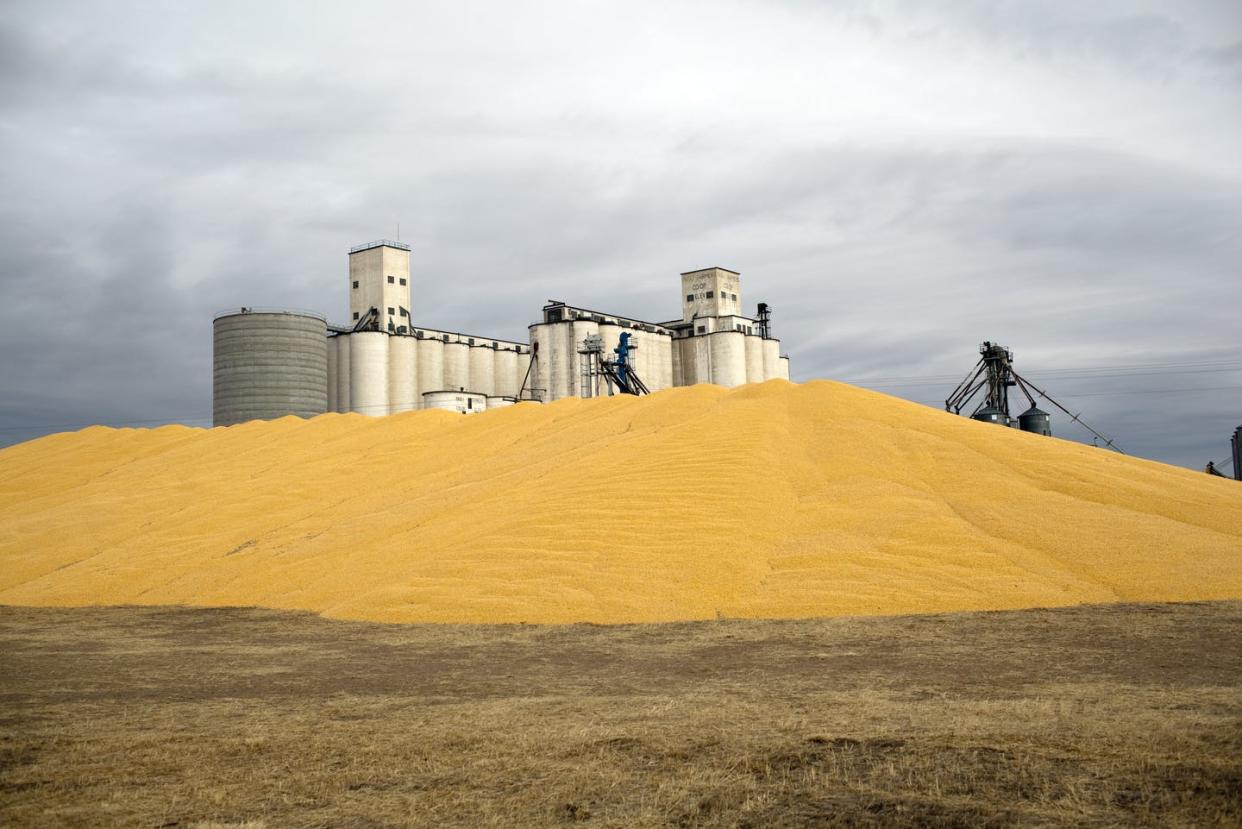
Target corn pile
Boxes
[1,381,1238,624]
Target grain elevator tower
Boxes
[681,267,742,322]
[348,240,412,332]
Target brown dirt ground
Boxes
[1,601,1240,827]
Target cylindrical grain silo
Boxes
[744,335,764,384]
[336,334,351,412]
[597,323,621,359]
[709,330,746,387]
[1017,406,1051,436]
[695,335,714,385]
[442,340,469,392]
[596,323,621,397]
[409,337,421,406]
[635,330,655,391]
[468,344,496,396]
[568,319,600,399]
[973,406,1009,426]
[326,335,339,412]
[778,354,790,380]
[492,348,518,398]
[388,335,416,413]
[527,325,551,402]
[415,337,444,407]
[212,310,328,427]
[670,335,684,386]
[515,349,534,399]
[762,338,780,381]
[349,330,390,416]
[682,336,700,387]
[657,333,673,390]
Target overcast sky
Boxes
[1,0,1239,469]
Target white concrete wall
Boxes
[778,355,791,380]
[468,345,496,397]
[744,335,764,384]
[709,330,747,387]
[486,396,516,409]
[349,331,389,416]
[388,335,416,413]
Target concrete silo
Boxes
[743,335,764,384]
[709,330,747,387]
[761,338,781,380]
[493,347,519,398]
[388,335,417,413]
[415,336,445,404]
[349,331,390,416]
[468,343,496,397]
[442,340,470,392]
[212,309,328,427]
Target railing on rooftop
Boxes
[213,307,328,322]
[349,239,411,253]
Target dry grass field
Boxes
[2,601,1240,827]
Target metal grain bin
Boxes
[213,309,328,426]
[1018,406,1052,436]
[972,406,1009,426]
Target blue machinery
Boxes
[611,332,647,395]
[578,332,650,397]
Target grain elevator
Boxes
[213,241,791,426]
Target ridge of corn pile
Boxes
[1,380,1239,624]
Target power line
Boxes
[847,362,1242,389]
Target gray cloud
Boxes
[0,0,1238,470]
